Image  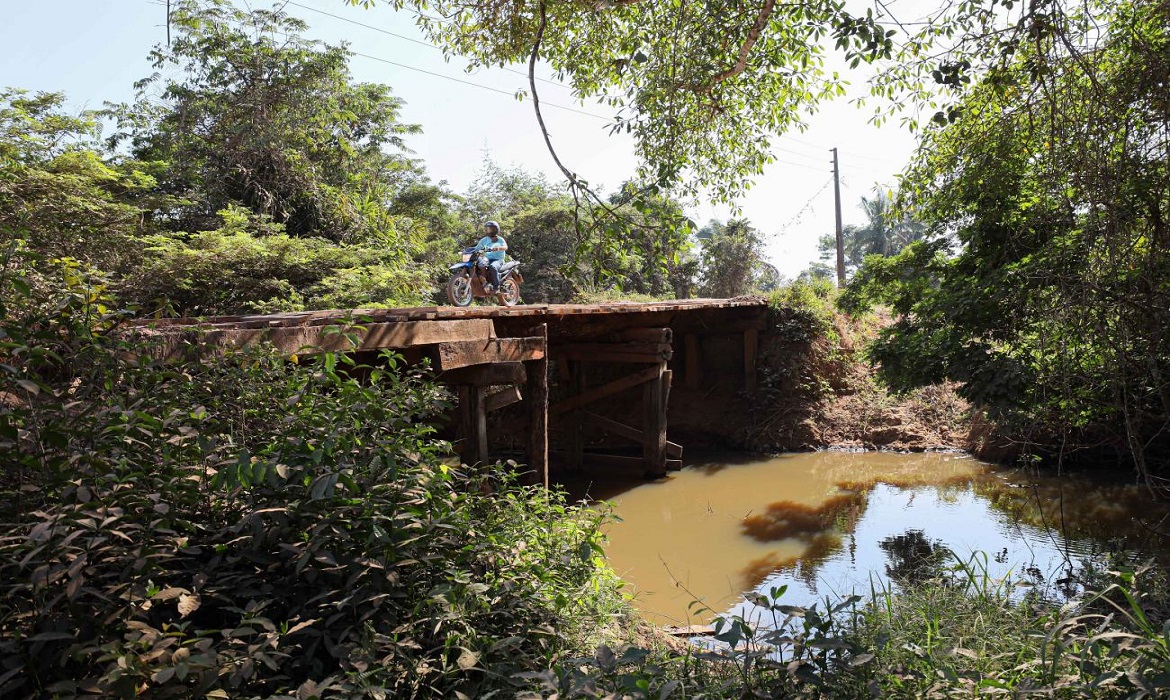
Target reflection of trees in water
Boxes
[738,490,867,592]
[971,474,1170,564]
[879,529,951,585]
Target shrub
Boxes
[0,259,620,698]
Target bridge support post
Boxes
[525,323,549,488]
[643,361,669,478]
[564,361,585,473]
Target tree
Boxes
[112,0,423,245]
[697,219,774,298]
[0,90,164,277]
[817,187,926,274]
[842,0,1170,478]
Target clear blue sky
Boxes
[0,0,923,278]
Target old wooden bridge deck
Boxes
[143,298,770,484]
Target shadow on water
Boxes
[589,450,1170,626]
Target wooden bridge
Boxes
[142,298,770,484]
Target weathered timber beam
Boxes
[580,452,682,472]
[614,327,673,343]
[580,411,682,459]
[553,342,672,363]
[437,362,526,386]
[435,336,546,370]
[156,319,495,359]
[550,365,663,417]
[485,386,523,412]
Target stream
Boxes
[564,452,1170,627]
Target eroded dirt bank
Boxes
[669,304,986,456]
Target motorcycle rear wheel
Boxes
[498,278,521,307]
[446,271,473,307]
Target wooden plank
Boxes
[485,386,523,412]
[553,349,669,364]
[556,342,672,356]
[685,334,701,390]
[157,319,495,359]
[643,362,668,478]
[438,362,526,386]
[580,411,682,459]
[549,366,663,417]
[526,324,549,488]
[614,327,673,343]
[743,328,759,393]
[436,336,546,370]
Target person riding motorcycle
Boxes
[475,221,508,293]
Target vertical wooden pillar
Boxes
[685,333,702,390]
[565,361,585,473]
[471,385,489,466]
[456,384,489,467]
[643,361,668,478]
[526,323,549,488]
[743,328,759,393]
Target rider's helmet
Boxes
[483,220,500,236]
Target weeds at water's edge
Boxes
[529,552,1170,698]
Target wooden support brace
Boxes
[580,411,682,459]
[549,365,663,417]
[485,385,523,412]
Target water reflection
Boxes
[570,451,1170,626]
[878,529,951,585]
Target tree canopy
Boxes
[842,0,1170,477]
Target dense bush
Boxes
[0,258,621,698]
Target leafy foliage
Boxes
[111,0,425,245]
[697,219,779,297]
[0,260,621,698]
[842,0,1170,476]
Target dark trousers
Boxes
[486,259,503,288]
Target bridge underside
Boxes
[141,299,770,484]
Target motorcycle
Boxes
[446,246,523,307]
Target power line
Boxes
[346,50,610,121]
[777,177,834,233]
[285,0,572,90]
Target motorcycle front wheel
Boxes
[498,278,521,307]
[446,271,473,307]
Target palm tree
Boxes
[818,187,926,272]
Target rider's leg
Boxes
[489,260,502,289]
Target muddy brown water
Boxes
[562,452,1170,627]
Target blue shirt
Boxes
[476,235,507,262]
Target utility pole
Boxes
[832,147,845,288]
